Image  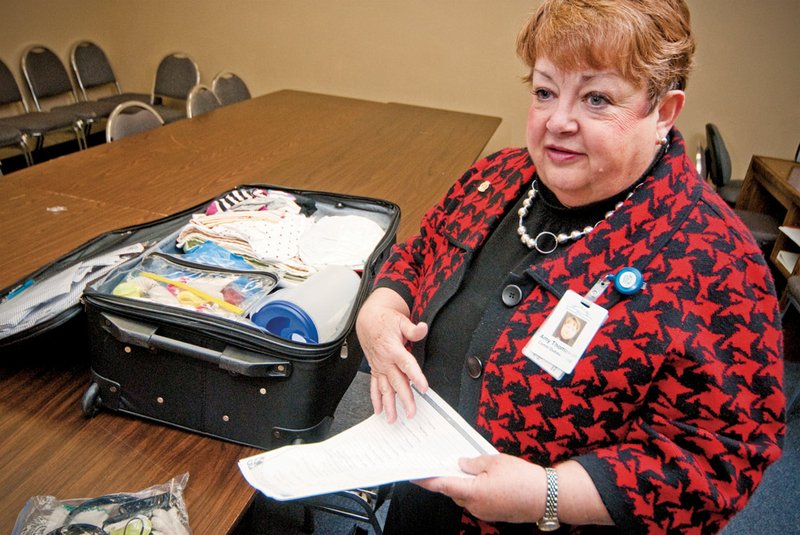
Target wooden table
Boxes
[0,90,500,534]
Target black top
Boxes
[425,178,632,408]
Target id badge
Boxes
[522,289,608,378]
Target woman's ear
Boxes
[656,90,685,139]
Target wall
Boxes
[2,0,798,178]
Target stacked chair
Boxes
[21,45,117,139]
[70,41,150,106]
[0,57,86,159]
[0,43,232,172]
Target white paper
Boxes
[238,387,497,501]
[779,226,800,247]
[777,250,800,273]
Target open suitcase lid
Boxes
[1,184,400,355]
[0,201,204,348]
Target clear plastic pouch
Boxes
[12,473,192,535]
[97,254,278,320]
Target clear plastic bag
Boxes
[102,254,278,319]
[12,473,192,535]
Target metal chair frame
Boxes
[0,126,33,173]
[105,101,164,143]
[299,487,388,535]
[71,40,122,100]
[186,84,221,118]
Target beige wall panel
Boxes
[1,0,797,178]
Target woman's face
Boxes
[560,316,580,341]
[526,57,670,207]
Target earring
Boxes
[658,136,668,145]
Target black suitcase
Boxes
[80,184,399,450]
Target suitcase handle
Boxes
[100,312,292,378]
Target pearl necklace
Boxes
[517,180,630,254]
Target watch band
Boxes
[536,466,560,531]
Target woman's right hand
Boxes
[355,287,429,423]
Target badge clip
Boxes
[522,267,645,380]
[607,266,645,296]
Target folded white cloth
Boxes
[298,215,385,269]
[177,211,312,263]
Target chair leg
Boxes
[73,120,88,150]
[33,133,45,151]
[20,134,33,166]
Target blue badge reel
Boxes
[608,267,645,295]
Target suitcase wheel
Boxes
[81,382,102,417]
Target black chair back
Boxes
[153,53,199,101]
[212,72,251,106]
[72,41,117,92]
[22,46,76,105]
[705,123,732,188]
[0,59,25,108]
[186,84,221,118]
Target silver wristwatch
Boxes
[536,467,560,531]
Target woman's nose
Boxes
[546,100,578,134]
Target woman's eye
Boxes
[586,92,609,107]
[532,88,553,100]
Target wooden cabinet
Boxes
[737,156,800,297]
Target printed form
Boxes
[238,387,497,500]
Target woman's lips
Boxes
[545,145,582,163]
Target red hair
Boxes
[516,0,695,106]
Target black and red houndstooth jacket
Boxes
[374,131,785,534]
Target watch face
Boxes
[536,519,560,532]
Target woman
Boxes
[355,0,785,533]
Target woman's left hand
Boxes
[416,454,544,524]
[418,456,615,527]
